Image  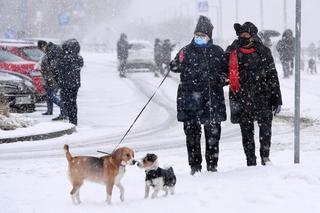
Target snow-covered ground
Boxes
[0,52,319,213]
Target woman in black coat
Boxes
[170,16,228,175]
[60,39,84,125]
[225,22,282,166]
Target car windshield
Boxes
[0,72,22,82]
[21,47,44,61]
[0,49,25,62]
[131,43,150,50]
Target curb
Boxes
[0,126,76,144]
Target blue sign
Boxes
[4,28,16,39]
[58,12,71,26]
[198,0,209,12]
[74,0,83,12]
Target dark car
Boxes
[0,70,36,112]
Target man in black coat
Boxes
[117,33,130,78]
[170,16,228,175]
[60,39,84,125]
[38,40,66,119]
[276,29,295,78]
[225,22,282,166]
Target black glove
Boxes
[272,105,281,116]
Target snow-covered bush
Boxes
[0,114,35,131]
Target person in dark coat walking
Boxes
[162,39,175,74]
[170,16,228,175]
[37,40,65,119]
[60,39,84,125]
[307,58,317,74]
[154,38,163,73]
[117,33,130,78]
[276,29,295,78]
[225,22,282,166]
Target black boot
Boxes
[190,165,202,175]
[52,115,65,121]
[261,157,272,166]
[42,112,52,115]
[247,157,257,166]
[207,165,218,172]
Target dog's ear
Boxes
[146,153,157,162]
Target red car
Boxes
[0,40,44,62]
[0,47,45,100]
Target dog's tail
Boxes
[64,144,73,162]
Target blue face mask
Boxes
[194,35,208,45]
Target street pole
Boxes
[284,0,288,30]
[260,0,264,30]
[218,0,222,42]
[294,0,301,164]
[18,0,28,36]
[235,0,239,22]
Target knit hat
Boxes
[194,15,214,38]
[234,22,258,36]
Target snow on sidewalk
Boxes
[0,147,319,213]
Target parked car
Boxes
[0,69,36,112]
[126,40,156,71]
[0,47,45,101]
[23,37,63,46]
[0,40,44,62]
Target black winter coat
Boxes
[40,55,58,89]
[162,41,175,64]
[276,36,295,62]
[154,42,162,64]
[225,40,282,124]
[117,38,130,60]
[60,39,84,89]
[43,42,63,88]
[170,40,227,124]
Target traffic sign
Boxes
[58,12,71,26]
[198,0,209,13]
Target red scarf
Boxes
[229,47,256,94]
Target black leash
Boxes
[97,70,171,155]
[97,150,112,155]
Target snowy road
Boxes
[0,52,320,213]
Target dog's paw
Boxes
[120,194,124,202]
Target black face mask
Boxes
[238,37,252,47]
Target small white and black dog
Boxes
[137,153,176,199]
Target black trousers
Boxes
[118,59,127,76]
[61,87,79,125]
[183,121,221,169]
[281,59,293,78]
[239,119,272,166]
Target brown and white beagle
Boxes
[64,144,136,205]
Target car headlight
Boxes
[30,70,42,77]
[24,80,34,88]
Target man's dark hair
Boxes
[37,40,47,50]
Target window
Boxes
[21,47,44,61]
[0,49,24,62]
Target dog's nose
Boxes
[132,160,137,165]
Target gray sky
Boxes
[116,0,319,46]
